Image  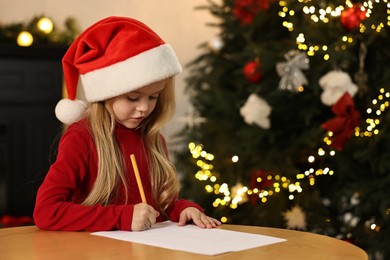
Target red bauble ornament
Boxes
[233,0,270,25]
[243,60,263,83]
[340,5,367,31]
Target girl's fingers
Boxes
[198,214,221,228]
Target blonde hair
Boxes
[81,78,180,213]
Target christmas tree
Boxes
[174,0,390,259]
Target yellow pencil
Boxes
[130,154,147,203]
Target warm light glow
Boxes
[17,31,33,47]
[278,0,389,58]
[308,156,315,163]
[37,17,54,34]
[356,88,390,137]
[188,88,388,214]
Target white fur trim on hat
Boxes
[55,99,87,125]
[81,44,182,102]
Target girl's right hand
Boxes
[131,203,160,231]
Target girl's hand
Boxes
[131,203,160,231]
[178,207,221,228]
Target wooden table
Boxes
[0,225,367,260]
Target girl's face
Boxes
[108,80,165,129]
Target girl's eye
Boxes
[126,95,158,102]
[126,96,138,102]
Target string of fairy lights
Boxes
[188,87,389,224]
[298,88,390,186]
[0,15,79,47]
[187,1,390,224]
[278,0,390,59]
[356,88,390,137]
[17,17,54,46]
[188,141,302,224]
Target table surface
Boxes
[0,224,367,260]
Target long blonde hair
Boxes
[81,78,179,213]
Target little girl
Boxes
[33,16,221,231]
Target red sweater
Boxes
[33,120,203,231]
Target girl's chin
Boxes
[123,123,139,129]
[122,119,143,129]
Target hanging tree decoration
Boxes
[243,59,263,83]
[354,42,369,96]
[233,0,271,25]
[319,70,359,106]
[340,3,367,31]
[321,93,361,151]
[282,205,307,230]
[240,93,272,129]
[276,50,310,92]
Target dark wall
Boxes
[0,45,66,216]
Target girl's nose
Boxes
[136,99,148,112]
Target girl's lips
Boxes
[132,117,144,122]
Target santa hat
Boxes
[55,16,182,124]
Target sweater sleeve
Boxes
[165,199,205,222]
[33,123,134,231]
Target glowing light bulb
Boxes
[17,31,33,47]
[308,156,315,163]
[37,17,54,34]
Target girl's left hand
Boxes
[178,207,221,228]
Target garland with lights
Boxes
[0,15,80,47]
[279,0,388,58]
[187,86,389,212]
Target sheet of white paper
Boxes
[91,221,286,256]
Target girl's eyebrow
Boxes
[131,89,164,95]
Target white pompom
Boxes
[55,99,87,125]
